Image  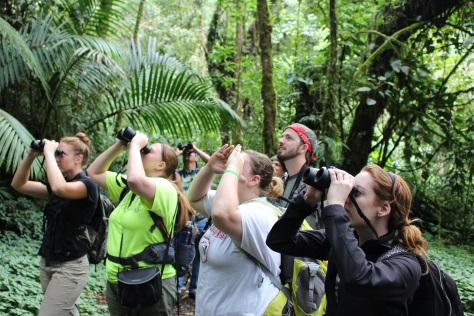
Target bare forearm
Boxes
[87,142,124,188]
[194,147,210,164]
[11,153,35,190]
[212,172,240,231]
[44,151,67,191]
[187,164,215,203]
[126,143,147,187]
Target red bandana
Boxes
[286,124,317,165]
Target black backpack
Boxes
[76,193,115,264]
[379,245,464,316]
[409,260,464,316]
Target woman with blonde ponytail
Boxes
[187,145,284,315]
[267,164,428,316]
[12,132,99,315]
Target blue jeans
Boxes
[189,218,208,294]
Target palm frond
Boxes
[0,16,50,98]
[95,63,243,139]
[0,109,45,179]
[56,0,135,39]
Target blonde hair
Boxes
[60,132,91,168]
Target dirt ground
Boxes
[173,290,196,316]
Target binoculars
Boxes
[177,142,193,155]
[30,140,63,157]
[116,127,151,154]
[302,166,359,195]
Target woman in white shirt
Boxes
[187,144,283,316]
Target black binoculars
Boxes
[30,140,63,157]
[302,166,359,195]
[177,142,193,155]
[116,127,151,154]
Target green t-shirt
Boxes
[105,172,179,283]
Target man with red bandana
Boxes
[276,123,322,229]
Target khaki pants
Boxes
[106,275,177,316]
[38,255,90,316]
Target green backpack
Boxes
[244,200,327,316]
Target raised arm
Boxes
[11,148,48,199]
[211,144,244,240]
[87,141,125,190]
[192,144,210,164]
[187,144,233,216]
[125,131,157,201]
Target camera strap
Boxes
[348,194,379,239]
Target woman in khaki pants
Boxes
[12,133,99,316]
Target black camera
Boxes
[303,166,359,195]
[115,126,151,154]
[30,140,63,156]
[177,142,193,156]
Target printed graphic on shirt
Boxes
[209,225,227,240]
[200,235,210,263]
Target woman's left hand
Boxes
[130,131,148,150]
[207,144,234,174]
[326,168,354,206]
[226,144,244,177]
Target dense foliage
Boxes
[1,1,473,242]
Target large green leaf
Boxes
[86,38,243,139]
[0,109,45,179]
[0,16,50,98]
[55,0,134,38]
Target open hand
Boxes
[208,144,234,174]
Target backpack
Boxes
[149,211,196,278]
[244,200,327,316]
[76,193,115,264]
[379,245,464,316]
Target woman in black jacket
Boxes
[11,133,98,316]
[266,164,429,316]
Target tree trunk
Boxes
[322,0,338,140]
[257,0,277,156]
[342,0,464,175]
[133,0,146,45]
[234,0,244,145]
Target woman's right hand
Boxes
[207,144,234,174]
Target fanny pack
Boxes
[117,266,162,307]
[108,242,175,266]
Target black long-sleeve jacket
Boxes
[266,193,422,316]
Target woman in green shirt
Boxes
[87,131,192,316]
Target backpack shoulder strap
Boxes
[234,241,292,305]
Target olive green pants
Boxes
[106,275,177,316]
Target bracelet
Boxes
[223,169,240,179]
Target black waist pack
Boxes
[117,267,162,307]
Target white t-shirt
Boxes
[195,191,281,316]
